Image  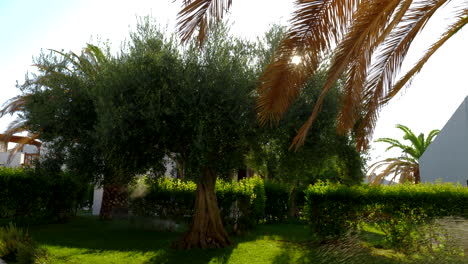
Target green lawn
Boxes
[26,217,464,264]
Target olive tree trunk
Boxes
[176,167,231,249]
[289,187,300,219]
[99,184,128,220]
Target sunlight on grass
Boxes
[23,217,466,264]
[44,245,164,264]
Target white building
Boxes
[419,96,468,186]
[0,134,41,167]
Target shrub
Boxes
[263,180,290,222]
[304,182,468,242]
[0,167,92,221]
[0,222,48,264]
[129,176,266,232]
[130,177,196,222]
[231,176,266,230]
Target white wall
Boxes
[419,96,468,186]
[92,187,103,215]
[0,142,40,167]
[0,152,23,167]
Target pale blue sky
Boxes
[0,0,467,163]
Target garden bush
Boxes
[0,167,92,221]
[263,180,290,222]
[129,176,266,232]
[304,181,468,244]
[0,222,48,264]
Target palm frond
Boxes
[375,137,411,152]
[6,133,39,165]
[356,0,448,150]
[291,0,403,149]
[396,124,426,158]
[338,0,413,136]
[177,0,232,45]
[2,119,31,164]
[383,6,468,104]
[4,119,29,138]
[257,0,357,129]
[425,129,440,147]
[0,95,30,118]
[367,157,417,185]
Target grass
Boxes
[16,216,466,264]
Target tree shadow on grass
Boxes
[29,217,335,264]
[270,236,400,264]
[28,216,243,264]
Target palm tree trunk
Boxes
[176,167,231,249]
[414,166,421,184]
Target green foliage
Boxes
[92,20,181,180]
[0,168,91,221]
[376,124,440,160]
[129,178,196,222]
[369,124,440,184]
[130,176,266,232]
[167,24,257,180]
[234,176,266,229]
[0,223,48,264]
[263,180,290,222]
[304,182,468,242]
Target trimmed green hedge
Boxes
[263,180,290,222]
[304,182,468,242]
[130,176,267,232]
[0,168,92,221]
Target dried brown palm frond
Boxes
[0,95,30,118]
[367,157,418,185]
[257,0,358,130]
[5,133,40,164]
[177,0,467,152]
[290,0,403,149]
[355,0,449,150]
[257,0,357,127]
[1,119,39,164]
[337,0,413,136]
[177,0,232,45]
[383,5,468,104]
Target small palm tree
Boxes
[368,124,439,184]
[0,44,107,160]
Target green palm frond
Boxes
[375,137,411,152]
[425,129,440,147]
[370,124,438,184]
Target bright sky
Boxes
[0,0,467,164]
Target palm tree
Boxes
[176,0,467,151]
[0,45,123,219]
[1,44,106,157]
[367,124,439,184]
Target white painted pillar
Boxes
[92,187,103,215]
